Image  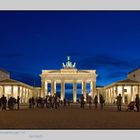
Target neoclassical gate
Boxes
[40,56,97,102]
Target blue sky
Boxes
[0,11,140,86]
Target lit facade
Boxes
[0,79,36,103]
[40,56,97,102]
[104,79,140,104]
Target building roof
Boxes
[128,67,140,74]
[105,79,140,89]
[0,78,20,84]
[0,68,10,74]
[0,78,33,88]
[116,79,140,84]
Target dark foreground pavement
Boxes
[0,104,140,129]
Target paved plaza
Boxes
[0,104,140,129]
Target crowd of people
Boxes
[28,94,62,109]
[0,93,140,112]
[79,94,105,110]
[0,95,20,110]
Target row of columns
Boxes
[0,85,32,103]
[105,85,140,104]
[42,80,96,102]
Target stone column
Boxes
[21,87,24,103]
[109,88,111,103]
[108,89,110,103]
[115,86,118,97]
[131,85,133,101]
[45,81,48,96]
[82,81,86,99]
[28,89,30,100]
[111,87,114,103]
[105,89,107,103]
[41,80,45,98]
[51,81,55,96]
[73,80,77,103]
[122,85,125,104]
[54,81,56,94]
[18,86,20,97]
[90,81,95,99]
[137,85,139,96]
[3,86,5,96]
[138,85,140,97]
[11,85,14,97]
[110,88,112,103]
[25,88,28,103]
[61,81,65,101]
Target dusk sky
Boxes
[0,11,140,87]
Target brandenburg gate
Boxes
[40,56,97,102]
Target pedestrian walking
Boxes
[17,96,20,110]
[100,95,104,110]
[80,94,85,109]
[135,94,140,112]
[1,95,7,111]
[63,98,66,107]
[94,95,98,109]
[116,94,122,111]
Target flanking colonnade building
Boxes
[0,69,41,103]
[104,68,140,104]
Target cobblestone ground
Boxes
[0,104,140,129]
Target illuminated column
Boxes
[90,81,95,99]
[110,88,112,103]
[3,86,5,96]
[41,79,45,97]
[24,88,26,103]
[111,87,114,103]
[18,86,20,97]
[115,86,118,97]
[82,81,86,99]
[138,85,140,97]
[114,87,117,99]
[112,87,114,97]
[106,89,108,103]
[25,88,27,103]
[138,85,139,96]
[93,81,96,98]
[122,85,125,104]
[61,81,65,101]
[0,86,3,97]
[23,87,25,103]
[108,89,110,103]
[27,89,29,99]
[28,89,30,100]
[21,87,24,103]
[11,85,14,97]
[45,81,48,96]
[105,89,107,103]
[51,80,55,96]
[109,88,111,103]
[73,80,77,103]
[131,85,133,101]
[96,89,99,103]
[54,81,56,94]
